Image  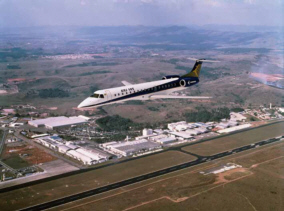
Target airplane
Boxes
[78,58,218,108]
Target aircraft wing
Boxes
[150,95,212,99]
[121,81,133,86]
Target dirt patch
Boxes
[1,143,56,166]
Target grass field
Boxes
[2,155,30,169]
[0,151,195,211]
[182,121,284,156]
[51,141,284,211]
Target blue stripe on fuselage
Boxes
[81,78,198,108]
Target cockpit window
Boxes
[90,93,100,98]
[90,93,105,98]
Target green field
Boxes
[0,151,195,211]
[182,121,284,156]
[54,141,284,211]
[2,155,30,169]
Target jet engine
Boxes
[179,77,199,87]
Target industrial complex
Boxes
[28,116,89,129]
[1,103,284,188]
[35,136,110,165]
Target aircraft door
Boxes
[104,90,112,101]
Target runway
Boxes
[20,136,283,211]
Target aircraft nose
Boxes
[78,98,90,108]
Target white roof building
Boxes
[185,129,200,136]
[65,142,80,150]
[156,137,177,145]
[58,145,71,153]
[76,148,100,161]
[153,129,164,134]
[216,122,230,129]
[168,121,186,131]
[175,124,189,132]
[217,124,251,134]
[28,116,87,129]
[194,127,209,134]
[170,131,193,139]
[35,135,109,165]
[106,139,161,156]
[66,150,94,165]
[149,134,168,141]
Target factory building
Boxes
[168,121,207,132]
[153,129,164,134]
[217,124,251,134]
[194,127,209,134]
[169,131,193,140]
[35,137,60,150]
[35,136,109,165]
[28,116,88,129]
[216,121,238,129]
[185,129,200,136]
[175,124,190,132]
[105,139,161,156]
[149,134,168,141]
[66,150,94,165]
[58,145,71,153]
[168,121,187,131]
[155,136,177,145]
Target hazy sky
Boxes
[0,0,283,27]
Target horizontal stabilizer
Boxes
[187,57,220,62]
[121,81,133,86]
[150,95,212,99]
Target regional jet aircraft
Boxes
[78,58,218,108]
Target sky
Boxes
[0,0,283,27]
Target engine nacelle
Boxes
[179,77,199,87]
[162,75,180,80]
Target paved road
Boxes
[20,136,284,211]
[0,130,7,156]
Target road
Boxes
[20,136,284,211]
[0,130,18,173]
[0,129,7,156]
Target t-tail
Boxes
[181,58,220,78]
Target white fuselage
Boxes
[78,78,185,108]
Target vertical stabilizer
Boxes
[182,60,203,78]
